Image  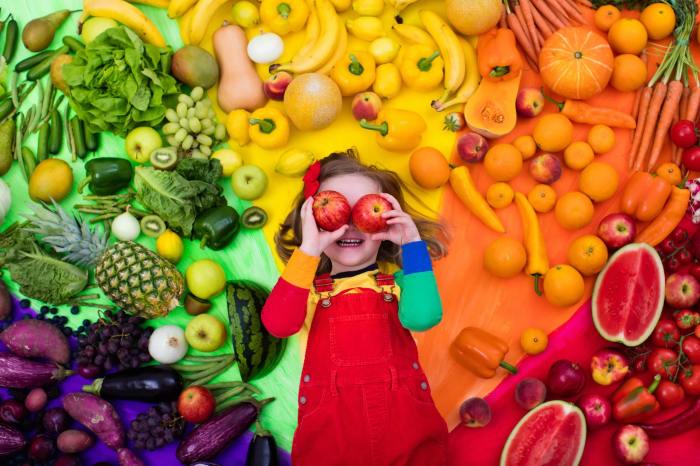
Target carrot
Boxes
[634,81,667,170]
[499,4,507,28]
[635,187,690,246]
[647,79,683,170]
[632,87,643,122]
[680,85,690,121]
[672,101,681,165]
[508,13,538,69]
[544,0,571,23]
[559,0,585,24]
[531,0,567,30]
[684,82,700,122]
[531,5,554,38]
[629,86,653,169]
[575,0,593,7]
[513,4,531,44]
[520,0,539,55]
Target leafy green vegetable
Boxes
[62,27,179,137]
[176,158,223,185]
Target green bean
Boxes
[27,46,69,81]
[62,36,84,52]
[15,114,25,179]
[41,81,53,120]
[2,18,18,63]
[15,50,53,72]
[0,100,13,123]
[36,123,49,162]
[48,109,62,154]
[70,116,86,159]
[10,72,18,108]
[21,147,36,180]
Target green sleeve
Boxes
[394,269,443,331]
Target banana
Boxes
[420,10,465,104]
[275,148,316,176]
[329,0,352,12]
[81,0,166,46]
[129,0,170,7]
[431,39,480,111]
[385,0,418,14]
[188,0,230,45]
[293,5,319,61]
[346,16,384,42]
[316,22,347,75]
[180,6,196,44]
[391,23,435,48]
[167,0,198,18]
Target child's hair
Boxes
[275,148,448,274]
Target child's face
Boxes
[319,174,383,273]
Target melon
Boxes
[500,400,586,466]
[592,243,664,346]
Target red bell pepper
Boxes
[612,375,661,423]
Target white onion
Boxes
[111,208,140,241]
[148,325,188,364]
[247,32,284,64]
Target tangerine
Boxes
[579,161,619,202]
[513,135,537,159]
[594,5,621,32]
[528,184,557,213]
[409,146,450,189]
[486,182,514,209]
[543,264,585,307]
[567,234,609,276]
[608,18,648,55]
[611,54,647,92]
[520,328,549,355]
[483,236,527,278]
[484,143,523,181]
[555,192,594,230]
[564,141,595,170]
[533,114,573,152]
[640,3,676,40]
[587,124,616,154]
[656,162,682,185]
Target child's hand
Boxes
[369,194,421,246]
[299,197,349,257]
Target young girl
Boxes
[261,150,448,466]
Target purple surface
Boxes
[2,296,292,466]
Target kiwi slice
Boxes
[185,293,211,315]
[150,147,179,170]
[241,206,268,229]
[140,215,166,238]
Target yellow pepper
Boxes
[448,166,504,233]
[248,108,290,149]
[330,51,376,96]
[260,0,309,35]
[226,109,250,147]
[514,192,549,295]
[360,109,425,152]
[373,63,401,99]
[400,44,444,91]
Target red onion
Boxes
[547,360,586,398]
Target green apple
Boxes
[125,127,162,164]
[81,17,118,43]
[185,314,227,352]
[186,259,226,300]
[231,164,267,200]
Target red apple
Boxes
[312,190,351,231]
[665,272,700,308]
[351,92,382,121]
[177,386,215,424]
[263,71,293,101]
[576,393,611,428]
[516,88,545,117]
[613,425,650,464]
[597,213,636,249]
[457,131,489,163]
[351,194,392,233]
[529,153,562,184]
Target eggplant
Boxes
[0,423,26,456]
[246,431,279,466]
[82,365,183,402]
[177,402,259,463]
[0,353,72,388]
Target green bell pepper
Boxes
[77,157,133,195]
[193,206,240,250]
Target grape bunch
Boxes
[162,86,227,159]
[127,402,184,451]
[75,309,153,376]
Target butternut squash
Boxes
[213,24,267,112]
[464,72,521,139]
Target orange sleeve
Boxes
[281,248,320,289]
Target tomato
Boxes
[682,146,700,171]
[651,319,680,348]
[680,364,700,395]
[690,263,700,282]
[672,227,689,244]
[648,348,679,379]
[675,309,700,330]
[682,335,700,364]
[678,249,693,265]
[656,380,685,408]
[670,120,698,148]
[660,238,676,255]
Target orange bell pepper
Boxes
[476,28,522,82]
[451,327,517,378]
[621,172,673,222]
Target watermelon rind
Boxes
[591,242,665,347]
[500,400,586,466]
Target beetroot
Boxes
[63,393,125,450]
[0,353,72,388]
[29,434,56,460]
[0,319,70,364]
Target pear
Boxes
[22,9,71,52]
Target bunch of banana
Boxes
[167,0,198,18]
[419,10,465,106]
[385,0,419,15]
[275,148,316,176]
[188,0,230,45]
[130,0,170,7]
[431,39,479,111]
[82,0,166,46]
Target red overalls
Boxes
[291,272,448,466]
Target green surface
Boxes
[0,0,300,450]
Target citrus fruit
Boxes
[156,230,184,264]
[483,236,527,278]
[484,143,523,181]
[594,5,621,32]
[587,124,616,154]
[564,141,595,171]
[608,18,648,55]
[186,259,227,300]
[555,192,594,230]
[212,149,244,177]
[656,162,682,185]
[232,0,260,28]
[513,135,537,159]
[528,184,557,213]
[409,147,450,189]
[543,264,585,307]
[640,3,676,40]
[520,328,549,355]
[567,234,609,276]
[533,114,573,152]
[579,161,619,202]
[611,54,647,92]
[28,159,73,202]
[486,182,514,209]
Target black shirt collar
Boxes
[331,263,379,279]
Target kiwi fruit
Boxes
[185,293,211,315]
[140,215,166,238]
[241,206,268,229]
[150,147,179,170]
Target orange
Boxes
[594,5,621,32]
[543,264,585,307]
[656,162,682,185]
[486,182,514,209]
[640,3,676,40]
[533,114,573,152]
[608,18,648,55]
[564,141,595,170]
[409,146,450,189]
[611,54,647,92]
[528,184,557,213]
[555,191,594,230]
[587,124,616,154]
[579,161,619,202]
[484,143,523,181]
[520,328,548,355]
[513,135,537,159]
[567,234,609,276]
[483,236,527,279]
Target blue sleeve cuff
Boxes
[401,240,432,274]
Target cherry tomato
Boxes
[648,348,679,379]
[670,120,698,148]
[666,257,681,272]
[672,228,689,244]
[689,263,700,281]
[656,380,685,408]
[682,335,700,364]
[660,238,676,255]
[651,318,680,348]
[682,146,700,171]
[678,249,693,265]
[680,364,700,395]
[675,310,700,330]
[696,325,700,339]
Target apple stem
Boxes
[359,119,388,136]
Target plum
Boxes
[459,397,491,428]
[514,378,547,410]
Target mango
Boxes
[171,45,220,90]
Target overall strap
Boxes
[313,274,334,308]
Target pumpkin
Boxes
[539,27,614,100]
[464,72,521,138]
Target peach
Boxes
[516,88,545,117]
[529,153,562,184]
[515,377,547,410]
[351,92,382,121]
[457,131,489,163]
[263,71,293,101]
[459,397,491,428]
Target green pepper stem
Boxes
[417,51,440,72]
[648,374,661,394]
[359,119,388,136]
[348,54,365,76]
[277,2,291,19]
[542,88,565,111]
[249,117,277,134]
[489,66,511,79]
[76,175,92,194]
[499,360,518,374]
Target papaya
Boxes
[464,72,521,138]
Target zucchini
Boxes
[81,366,183,402]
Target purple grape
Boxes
[78,365,102,379]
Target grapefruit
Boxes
[592,243,664,346]
[283,73,342,131]
[446,0,503,36]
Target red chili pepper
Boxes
[680,364,700,395]
[638,397,700,438]
[682,335,700,364]
[674,309,700,330]
[648,348,679,379]
[651,319,680,348]
[612,375,661,423]
[656,380,685,409]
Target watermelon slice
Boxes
[500,400,586,466]
[592,243,664,346]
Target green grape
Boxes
[195,102,208,120]
[165,109,178,123]
[200,118,213,129]
[163,122,180,135]
[182,134,194,150]
[179,118,190,131]
[189,118,202,133]
[196,134,213,146]
[190,86,204,102]
[200,145,212,156]
[178,94,194,107]
[174,128,188,144]
[191,149,206,159]
[202,125,215,136]
[176,103,188,118]
[166,135,178,147]
[214,124,227,141]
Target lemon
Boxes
[369,37,401,65]
[212,149,244,177]
[232,1,260,28]
[186,259,227,300]
[156,230,184,264]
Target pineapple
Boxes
[25,201,183,319]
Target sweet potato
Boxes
[57,429,94,454]
[62,393,124,450]
[0,319,70,364]
[118,448,145,466]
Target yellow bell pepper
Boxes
[330,51,376,96]
[449,166,505,233]
[248,108,290,149]
[514,192,549,295]
[359,108,426,152]
[400,44,444,91]
[373,63,401,99]
[260,0,309,35]
[226,109,250,147]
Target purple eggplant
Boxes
[0,423,26,456]
[82,366,183,402]
[0,353,72,388]
[246,431,279,466]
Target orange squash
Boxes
[539,27,614,100]
[464,72,521,138]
